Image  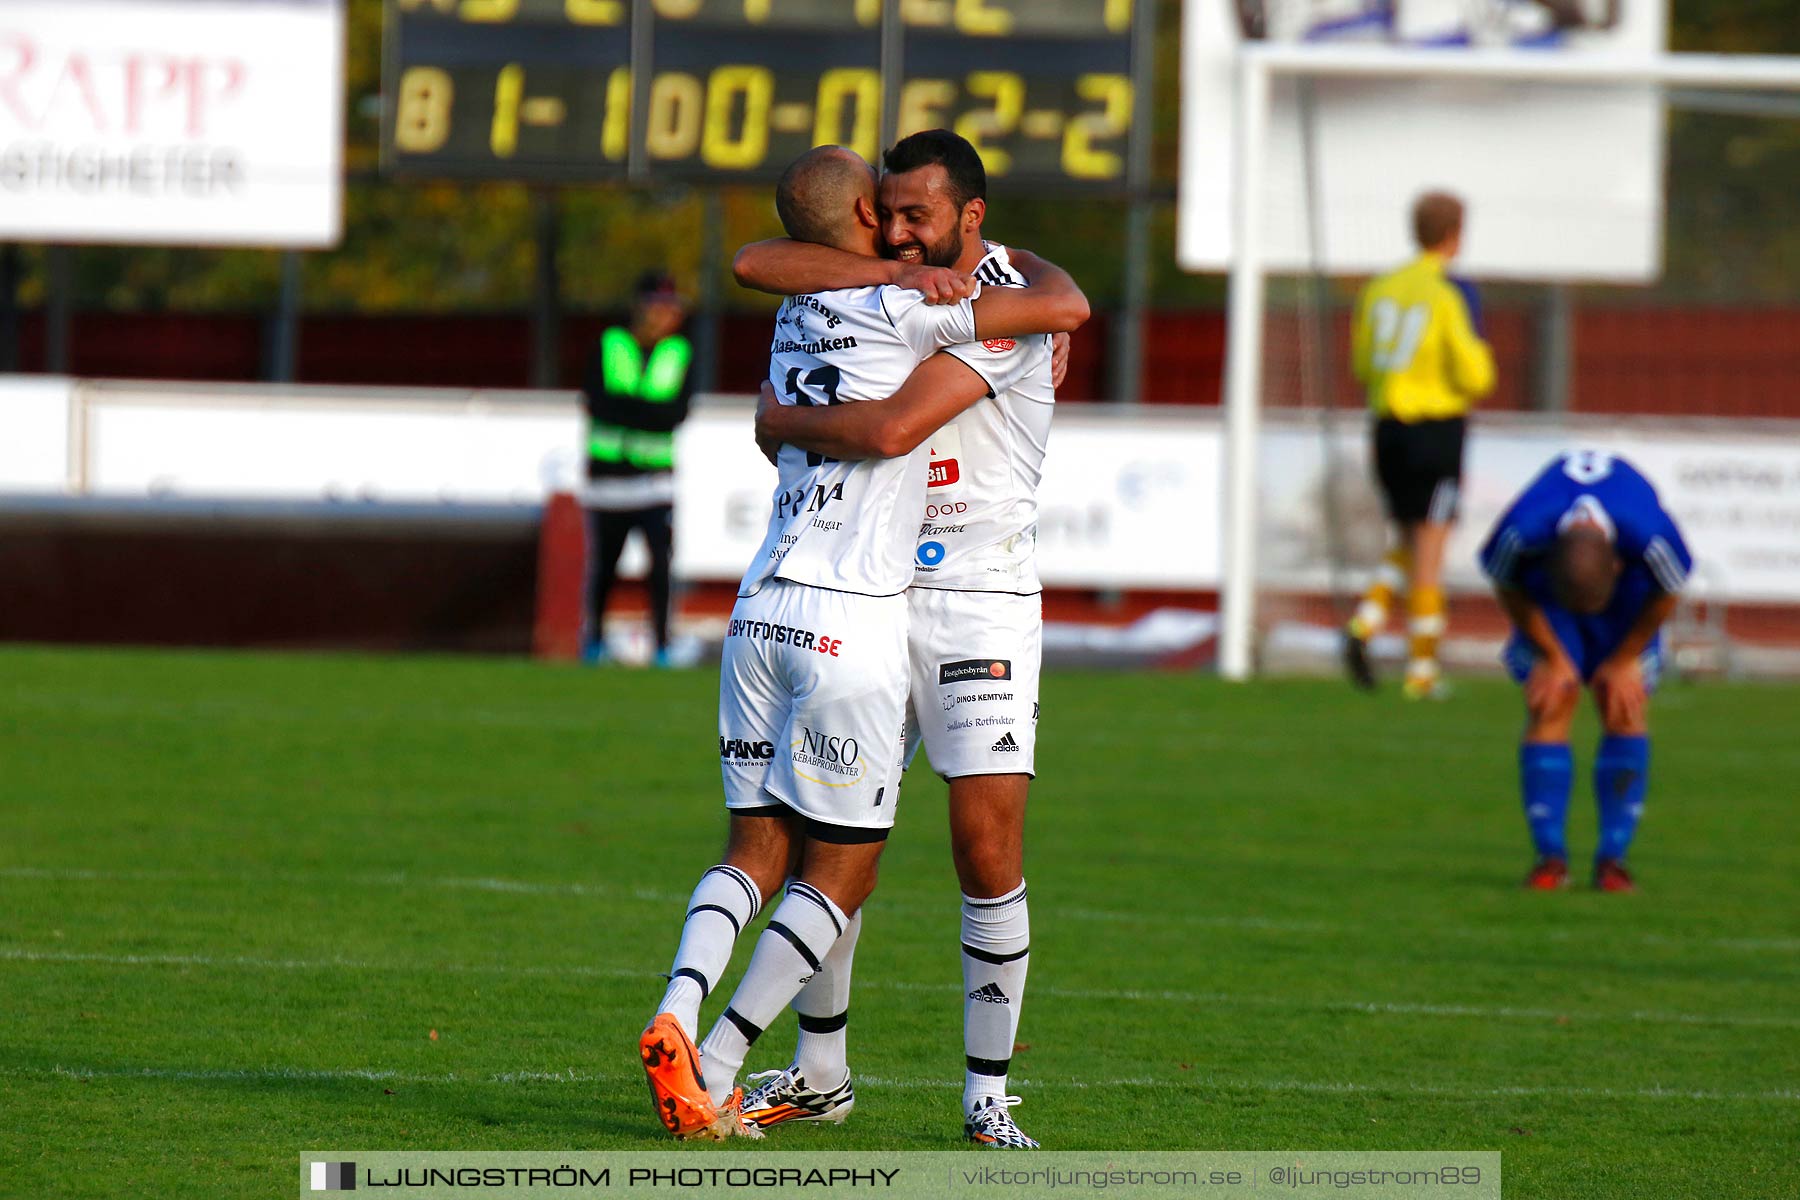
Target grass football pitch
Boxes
[3,645,1796,1199]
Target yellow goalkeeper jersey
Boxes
[1351,252,1496,422]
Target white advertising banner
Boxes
[1034,411,1222,588]
[1465,424,1800,605]
[1177,0,1666,281]
[0,0,345,246]
[0,375,74,492]
[28,381,1800,602]
[81,385,580,504]
[661,407,1225,590]
[669,408,779,580]
[59,384,1225,590]
[1256,413,1800,604]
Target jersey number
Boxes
[786,364,842,468]
[1369,299,1430,373]
[1563,451,1615,484]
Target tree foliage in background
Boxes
[13,0,1798,314]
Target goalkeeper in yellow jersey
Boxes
[1343,191,1496,699]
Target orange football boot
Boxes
[639,1014,717,1137]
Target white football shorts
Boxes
[718,580,909,832]
[905,588,1041,779]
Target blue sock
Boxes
[1594,734,1650,863]
[1519,743,1573,860]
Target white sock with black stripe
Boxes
[793,904,861,1086]
[699,881,848,1106]
[961,880,1029,1114]
[656,864,762,1042]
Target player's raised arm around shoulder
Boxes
[1441,279,1496,400]
[735,239,889,294]
[998,247,1058,289]
[969,257,1088,338]
[888,253,1085,357]
[756,353,991,461]
[732,239,974,304]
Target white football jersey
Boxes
[739,284,982,598]
[912,244,1055,595]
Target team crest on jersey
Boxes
[982,338,1015,353]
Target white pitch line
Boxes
[4,1063,1794,1106]
[870,977,1800,1031]
[0,947,649,981]
[6,946,1796,1033]
[1059,907,1335,933]
[36,1063,449,1085]
[0,691,607,734]
[0,867,188,883]
[6,865,1796,955]
[0,867,682,906]
[1044,1075,1800,1105]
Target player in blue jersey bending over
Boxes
[1478,451,1693,892]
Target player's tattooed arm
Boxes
[755,353,991,461]
[732,239,975,304]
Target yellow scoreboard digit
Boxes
[382,0,1141,188]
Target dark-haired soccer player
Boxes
[637,144,1086,1143]
[1478,451,1693,892]
[732,129,1057,1149]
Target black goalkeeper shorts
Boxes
[1373,416,1466,524]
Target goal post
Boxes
[1215,44,1800,681]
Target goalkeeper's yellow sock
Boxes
[1348,546,1411,641]
[1405,585,1447,692]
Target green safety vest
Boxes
[589,327,692,471]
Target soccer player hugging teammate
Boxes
[637,141,1086,1142]
[1479,451,1693,892]
[734,129,1063,1149]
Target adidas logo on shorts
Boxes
[990,732,1020,753]
[968,981,1010,1004]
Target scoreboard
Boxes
[382,0,1145,189]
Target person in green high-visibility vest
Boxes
[580,269,693,666]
